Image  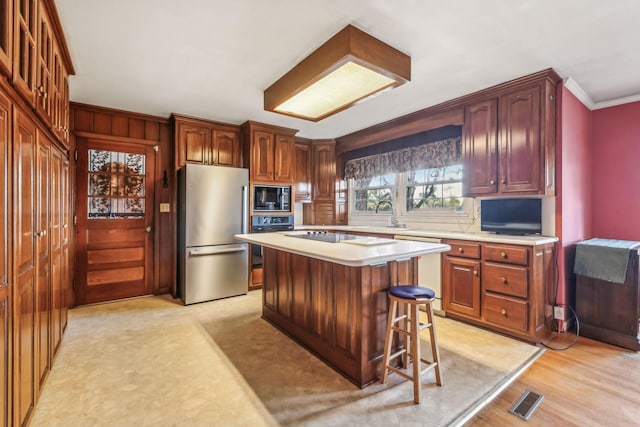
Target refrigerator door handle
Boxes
[189,245,247,256]
[241,185,249,234]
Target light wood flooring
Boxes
[468,334,640,426]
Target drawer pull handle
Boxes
[501,277,507,284]
[500,308,507,316]
[500,251,507,258]
[458,247,463,253]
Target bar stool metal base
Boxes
[380,289,442,404]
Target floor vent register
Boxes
[508,389,544,421]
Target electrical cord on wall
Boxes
[541,304,580,351]
[540,246,581,351]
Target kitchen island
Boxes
[235,231,450,387]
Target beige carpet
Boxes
[31,290,543,427]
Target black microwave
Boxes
[254,185,291,212]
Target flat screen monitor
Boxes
[480,198,542,235]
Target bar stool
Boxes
[380,285,442,404]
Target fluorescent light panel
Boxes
[264,25,411,122]
[274,61,396,119]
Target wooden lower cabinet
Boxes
[443,239,555,343]
[262,247,417,387]
[12,103,71,426]
[14,108,38,427]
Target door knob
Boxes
[145,226,152,233]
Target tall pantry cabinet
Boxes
[1,0,74,425]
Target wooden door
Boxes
[463,99,497,195]
[35,1,53,126]
[50,147,63,358]
[176,121,211,167]
[0,0,12,75]
[212,129,239,167]
[13,0,38,106]
[250,130,274,181]
[13,108,37,427]
[60,158,70,330]
[294,142,311,201]
[0,84,11,427]
[443,256,481,318]
[274,134,294,182]
[75,138,155,305]
[35,131,51,395]
[498,85,542,193]
[312,142,335,201]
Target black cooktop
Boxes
[289,231,358,243]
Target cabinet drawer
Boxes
[445,241,481,259]
[483,244,528,265]
[482,262,528,298]
[483,293,528,332]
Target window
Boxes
[350,166,470,223]
[352,174,395,213]
[406,164,463,211]
[87,149,146,219]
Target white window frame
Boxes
[349,170,474,226]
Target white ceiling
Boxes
[55,0,640,139]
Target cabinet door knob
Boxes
[145,226,152,233]
[489,180,495,185]
[500,308,507,316]
[500,179,506,184]
[501,277,507,284]
[500,251,507,258]
[473,270,478,276]
[458,247,464,253]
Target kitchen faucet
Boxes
[375,200,399,226]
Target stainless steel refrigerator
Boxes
[178,164,249,304]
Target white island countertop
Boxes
[295,225,559,246]
[235,232,451,267]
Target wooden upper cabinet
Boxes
[463,98,498,196]
[312,141,336,201]
[242,121,297,183]
[179,121,211,165]
[294,141,311,202]
[35,0,53,126]
[0,0,12,75]
[274,134,294,182]
[214,129,240,167]
[462,74,557,197]
[13,0,38,106]
[174,115,241,169]
[51,40,70,145]
[498,85,542,194]
[251,130,274,181]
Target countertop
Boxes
[234,232,451,267]
[294,225,559,246]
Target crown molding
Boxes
[563,77,640,110]
[563,77,595,109]
[593,93,640,110]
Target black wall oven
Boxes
[250,215,294,268]
[254,185,291,212]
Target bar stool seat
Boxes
[380,285,442,403]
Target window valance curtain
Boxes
[344,136,462,180]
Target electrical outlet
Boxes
[553,306,565,320]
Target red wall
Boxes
[555,84,593,308]
[591,101,640,240]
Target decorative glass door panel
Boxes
[87,149,146,218]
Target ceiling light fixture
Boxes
[264,24,411,122]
